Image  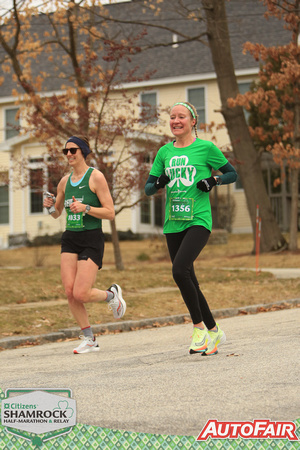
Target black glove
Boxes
[197,176,217,192]
[155,174,170,190]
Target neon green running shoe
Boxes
[203,323,226,356]
[189,327,210,354]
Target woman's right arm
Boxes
[145,148,169,196]
[145,174,159,196]
[44,177,67,219]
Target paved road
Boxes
[1,307,299,437]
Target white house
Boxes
[0,0,293,248]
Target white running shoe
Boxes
[107,284,126,319]
[73,335,100,354]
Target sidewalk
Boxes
[1,307,299,437]
[224,267,300,279]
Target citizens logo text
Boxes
[197,420,299,441]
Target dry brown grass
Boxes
[0,233,299,337]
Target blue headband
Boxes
[66,136,91,158]
[172,102,196,119]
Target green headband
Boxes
[172,102,196,119]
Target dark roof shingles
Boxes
[0,0,291,96]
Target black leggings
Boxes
[165,226,216,329]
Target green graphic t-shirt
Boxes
[150,138,228,233]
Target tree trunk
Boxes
[289,0,299,251]
[110,218,124,270]
[202,0,287,252]
[289,168,299,250]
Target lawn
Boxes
[0,233,299,337]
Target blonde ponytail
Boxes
[184,102,198,138]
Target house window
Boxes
[154,195,164,227]
[0,176,9,224]
[238,82,251,95]
[238,82,251,123]
[140,92,157,124]
[30,168,44,213]
[140,196,151,224]
[28,156,60,214]
[172,34,179,49]
[5,108,20,140]
[187,87,205,126]
[140,193,164,227]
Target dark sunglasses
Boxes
[62,147,81,155]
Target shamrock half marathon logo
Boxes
[1,388,76,446]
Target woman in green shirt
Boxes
[43,135,126,354]
[145,102,237,356]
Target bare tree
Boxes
[0,0,168,269]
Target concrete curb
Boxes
[0,298,299,350]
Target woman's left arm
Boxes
[92,171,115,220]
[215,162,237,185]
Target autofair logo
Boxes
[197,420,299,441]
[1,389,76,436]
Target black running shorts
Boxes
[61,228,105,269]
